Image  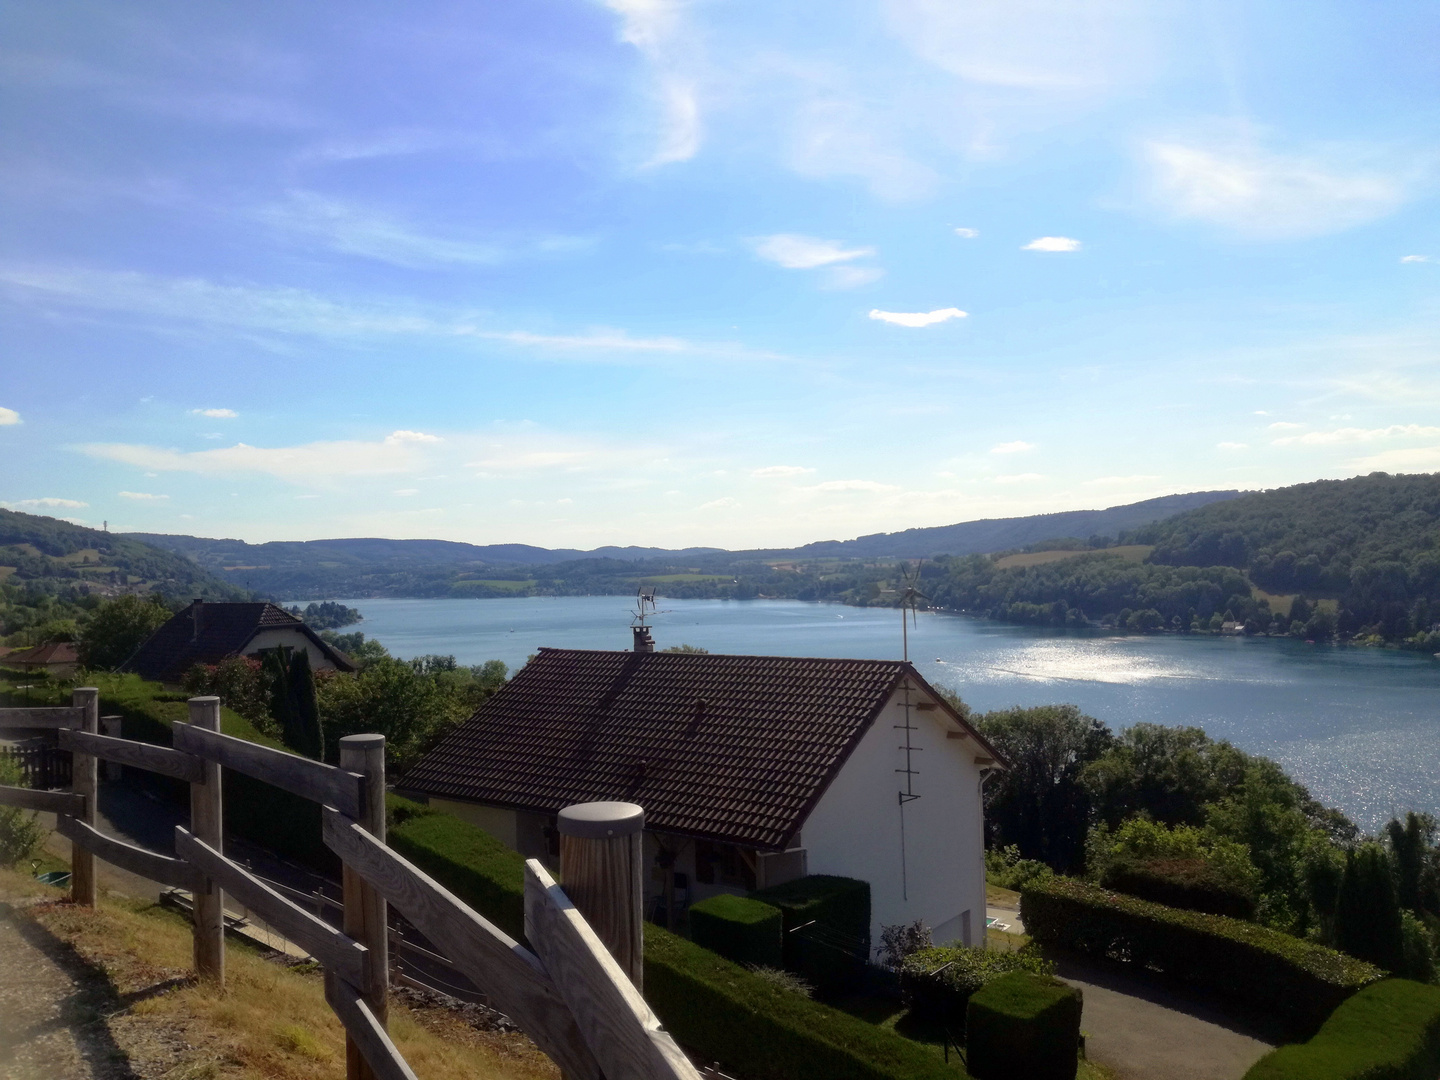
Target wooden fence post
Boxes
[69,687,99,907]
[558,801,645,992]
[100,716,123,780]
[340,734,389,1080]
[188,696,225,984]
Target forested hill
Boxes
[923,472,1440,645]
[0,509,242,599]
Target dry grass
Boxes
[1,868,557,1080]
[985,883,1021,907]
[993,545,1153,570]
[1250,587,1295,618]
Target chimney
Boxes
[632,625,654,653]
[192,599,204,641]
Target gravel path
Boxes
[1053,953,1275,1080]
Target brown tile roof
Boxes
[122,601,355,682]
[4,641,78,666]
[403,648,995,851]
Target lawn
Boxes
[993,545,1153,570]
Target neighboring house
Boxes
[402,639,1007,949]
[122,600,356,684]
[3,641,80,679]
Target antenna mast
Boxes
[631,587,658,653]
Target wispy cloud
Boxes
[1142,134,1415,239]
[1,497,87,510]
[1267,421,1304,431]
[807,479,900,493]
[1352,446,1440,471]
[995,473,1045,483]
[605,0,701,166]
[190,407,237,418]
[1083,474,1160,486]
[1217,442,1249,450]
[753,234,875,269]
[0,406,20,425]
[954,228,979,239]
[1401,255,1430,263]
[698,496,738,510]
[989,440,1035,454]
[118,491,168,500]
[1272,423,1440,447]
[80,430,442,481]
[752,465,815,478]
[1022,236,1081,252]
[869,307,967,328]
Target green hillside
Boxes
[0,509,244,645]
[925,472,1440,646]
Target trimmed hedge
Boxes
[752,875,871,994]
[647,925,964,1080]
[690,894,783,968]
[966,972,1081,1080]
[384,804,969,1079]
[900,945,1055,1029]
[1022,877,1383,1039]
[1102,856,1256,919]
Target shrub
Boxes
[77,594,172,671]
[1103,856,1256,919]
[746,965,813,997]
[690,894,783,968]
[1335,843,1405,973]
[984,845,1053,892]
[877,919,933,969]
[899,944,1055,1029]
[751,875,870,994]
[1243,978,1440,1080]
[966,972,1081,1080]
[1021,876,1382,1038]
[0,756,44,867]
[1086,819,1260,919]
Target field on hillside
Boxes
[993,544,1154,570]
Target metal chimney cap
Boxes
[557,801,645,839]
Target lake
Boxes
[304,595,1440,832]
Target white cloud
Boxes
[868,307,967,328]
[81,429,442,480]
[1083,474,1160,486]
[1267,421,1304,430]
[989,440,1035,454]
[190,407,238,418]
[1142,136,1412,239]
[1401,255,1430,263]
[752,465,815,478]
[1272,424,1440,447]
[1,497,88,510]
[0,406,20,425]
[118,491,169,501]
[1022,236,1081,252]
[994,473,1045,483]
[605,0,701,166]
[393,488,419,496]
[808,479,900,493]
[1217,442,1249,450]
[698,497,738,510]
[954,228,979,239]
[753,234,876,269]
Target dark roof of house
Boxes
[4,641,78,666]
[122,601,356,683]
[403,648,1001,851]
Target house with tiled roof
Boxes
[122,600,356,684]
[403,633,1007,949]
[3,641,80,678]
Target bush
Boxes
[1022,877,1383,1039]
[690,894,783,968]
[966,972,1081,1080]
[751,875,871,994]
[0,756,44,867]
[1103,857,1256,919]
[1243,978,1440,1080]
[77,594,172,671]
[984,845,1053,892]
[1086,819,1260,919]
[1335,843,1405,973]
[900,944,1055,1029]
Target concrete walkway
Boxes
[1053,953,1274,1080]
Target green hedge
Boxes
[752,875,871,994]
[900,944,1055,1029]
[1102,856,1255,919]
[966,972,1081,1080]
[690,894,783,968]
[1243,979,1440,1080]
[1022,877,1383,1039]
[647,925,964,1080]
[386,804,968,1079]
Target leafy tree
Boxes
[1334,843,1404,972]
[0,757,44,867]
[181,656,269,729]
[77,594,173,670]
[1083,724,1248,829]
[1387,812,1432,914]
[976,704,1113,872]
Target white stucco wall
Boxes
[242,627,343,672]
[801,684,989,952]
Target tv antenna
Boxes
[630,587,664,652]
[897,560,928,662]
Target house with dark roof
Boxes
[3,641,80,678]
[403,639,1007,949]
[122,600,356,684]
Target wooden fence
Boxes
[0,690,702,1080]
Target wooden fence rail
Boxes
[0,695,707,1080]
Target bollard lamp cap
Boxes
[557,801,645,839]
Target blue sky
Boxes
[2,0,1438,549]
